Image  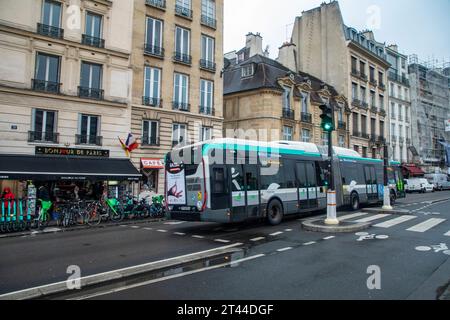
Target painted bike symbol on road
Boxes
[355,232,389,242]
[415,243,450,256]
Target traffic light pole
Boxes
[324,119,339,226]
[382,144,393,210]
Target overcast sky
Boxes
[224,0,450,65]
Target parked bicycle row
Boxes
[0,194,166,233]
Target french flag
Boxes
[125,133,139,152]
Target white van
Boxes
[424,173,450,191]
[405,178,434,193]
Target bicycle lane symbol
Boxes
[415,243,450,256]
[355,232,389,242]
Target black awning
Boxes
[0,155,141,181]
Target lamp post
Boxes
[382,144,393,210]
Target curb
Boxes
[362,208,412,215]
[301,219,371,233]
[0,243,243,300]
[0,217,167,240]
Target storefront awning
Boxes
[0,155,141,181]
[402,165,425,177]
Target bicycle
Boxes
[33,199,52,229]
[150,195,165,218]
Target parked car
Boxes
[405,178,434,193]
[424,173,450,191]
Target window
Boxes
[175,26,190,60]
[391,102,396,118]
[145,17,163,55]
[398,85,402,99]
[212,168,225,194]
[85,12,102,39]
[391,123,396,138]
[360,61,366,76]
[371,118,376,136]
[80,62,103,99]
[173,73,189,109]
[78,114,100,145]
[399,125,403,138]
[401,58,406,69]
[201,35,215,66]
[378,71,384,85]
[361,115,367,134]
[31,109,57,143]
[390,83,394,96]
[370,90,376,107]
[34,53,60,92]
[337,108,344,122]
[176,0,191,14]
[42,0,61,27]
[322,132,329,146]
[353,145,359,154]
[282,86,291,110]
[301,129,310,142]
[360,86,366,102]
[231,165,244,192]
[283,126,293,141]
[200,79,214,114]
[143,120,159,146]
[352,112,359,134]
[172,123,187,145]
[379,121,385,138]
[352,83,358,100]
[370,66,375,82]
[301,91,309,113]
[241,64,254,78]
[338,135,345,147]
[143,66,161,106]
[351,56,357,72]
[201,0,216,27]
[379,95,384,109]
[200,126,212,142]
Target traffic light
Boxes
[319,104,335,132]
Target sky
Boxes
[224,0,450,65]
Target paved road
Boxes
[1,191,449,299]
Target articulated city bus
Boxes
[165,139,400,225]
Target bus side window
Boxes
[212,168,226,194]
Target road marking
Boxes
[144,228,153,231]
[374,215,417,228]
[250,237,265,242]
[0,242,244,300]
[444,231,450,237]
[407,218,446,233]
[164,221,185,225]
[73,254,265,300]
[130,226,140,229]
[354,214,391,223]
[120,225,127,228]
[277,247,293,252]
[284,229,293,232]
[174,232,186,236]
[338,212,368,221]
[156,229,168,233]
[303,241,316,246]
[192,235,205,239]
[269,231,283,236]
[214,239,230,243]
[323,236,335,240]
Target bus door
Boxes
[210,165,230,210]
[296,161,319,210]
[364,165,378,200]
[244,165,261,218]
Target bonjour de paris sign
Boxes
[35,146,110,158]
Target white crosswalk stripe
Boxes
[407,218,446,233]
[250,237,265,242]
[444,231,450,237]
[373,215,417,228]
[338,212,369,221]
[354,214,391,223]
[269,232,283,236]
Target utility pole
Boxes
[382,144,393,210]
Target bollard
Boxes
[325,190,340,225]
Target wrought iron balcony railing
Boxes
[82,34,105,48]
[201,15,216,29]
[173,52,192,65]
[351,69,359,77]
[352,99,361,107]
[200,59,216,72]
[75,134,103,146]
[360,102,369,109]
[199,106,215,116]
[352,131,361,138]
[28,131,59,144]
[282,109,295,120]
[78,86,104,100]
[361,132,370,139]
[142,97,162,107]
[144,44,165,58]
[172,101,190,112]
[301,112,312,123]
[175,5,193,19]
[32,79,61,94]
[378,82,386,90]
[37,23,64,39]
[145,0,166,10]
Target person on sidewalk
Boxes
[2,187,16,214]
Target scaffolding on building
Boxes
[408,54,450,171]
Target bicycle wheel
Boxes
[87,204,102,226]
[109,206,123,222]
[39,212,50,229]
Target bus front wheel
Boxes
[267,200,283,226]
[350,193,360,211]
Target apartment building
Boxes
[288,1,390,159]
[129,0,224,193]
[385,44,412,163]
[223,34,349,147]
[0,0,141,194]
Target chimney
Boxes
[245,32,263,57]
[277,42,297,72]
[387,44,398,52]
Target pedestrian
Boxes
[37,185,51,202]
[1,187,16,213]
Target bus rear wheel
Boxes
[350,193,360,211]
[267,200,283,226]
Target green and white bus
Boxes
[165,139,403,225]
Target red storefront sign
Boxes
[141,158,164,169]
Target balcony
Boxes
[28,131,59,144]
[201,15,217,29]
[75,134,103,146]
[37,23,64,39]
[405,116,410,123]
[338,121,346,130]
[142,136,160,147]
[352,99,361,107]
[144,44,165,58]
[391,135,398,143]
[399,137,405,144]
[175,5,193,19]
[282,109,295,120]
[406,138,411,145]
[378,136,386,144]
[351,69,359,78]
[142,97,162,107]
[145,0,166,10]
[199,106,215,116]
[301,112,312,123]
[361,132,370,139]
[200,59,216,72]
[172,101,190,112]
[369,78,377,87]
[391,114,397,120]
[371,106,378,114]
[352,131,361,138]
[360,73,368,82]
[32,79,61,94]
[173,52,192,65]
[360,101,369,109]
[388,72,410,86]
[378,82,386,91]
[82,34,105,48]
[78,86,104,100]
[379,109,386,117]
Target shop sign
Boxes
[35,146,109,158]
[141,158,165,169]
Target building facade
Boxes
[129,0,224,193]
[0,0,139,194]
[288,1,390,159]
[223,35,349,147]
[385,45,412,164]
[408,55,450,170]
